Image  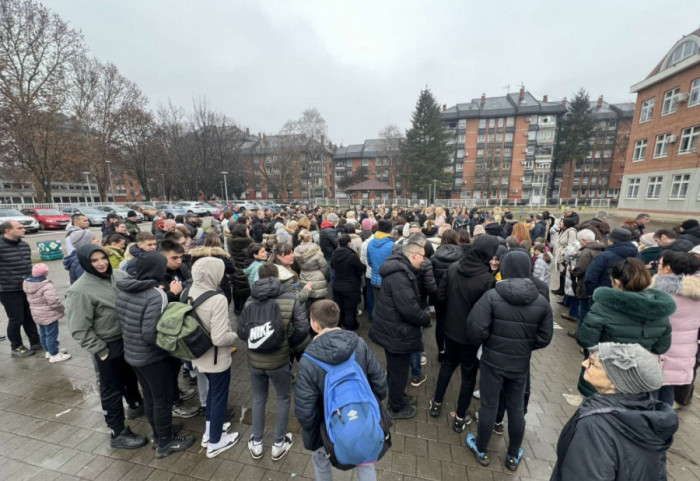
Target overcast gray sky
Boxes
[50,0,700,145]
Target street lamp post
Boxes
[221,171,229,204]
[432,180,437,204]
[105,160,114,203]
[83,172,93,204]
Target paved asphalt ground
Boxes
[0,214,698,480]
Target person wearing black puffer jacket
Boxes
[679,219,700,246]
[331,234,366,331]
[227,223,253,314]
[430,229,462,361]
[116,252,195,459]
[428,235,498,432]
[465,250,553,472]
[369,242,430,420]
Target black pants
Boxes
[496,367,531,423]
[133,357,179,448]
[434,302,446,354]
[675,356,700,405]
[0,291,40,350]
[476,362,527,457]
[95,340,143,436]
[333,290,360,331]
[432,337,479,419]
[233,294,248,314]
[385,351,411,412]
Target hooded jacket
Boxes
[431,244,462,290]
[440,236,499,345]
[319,222,338,260]
[238,276,308,370]
[116,252,169,368]
[679,225,700,246]
[466,250,553,374]
[226,235,253,298]
[367,234,395,286]
[330,245,365,295]
[23,277,64,325]
[571,241,605,298]
[64,224,84,255]
[0,235,32,292]
[104,246,125,270]
[484,222,503,238]
[651,274,700,386]
[295,329,387,451]
[244,259,266,287]
[189,246,235,304]
[584,242,641,295]
[551,393,678,481]
[529,219,548,240]
[62,250,85,284]
[250,216,265,243]
[188,257,237,373]
[66,245,128,358]
[369,252,430,353]
[294,242,328,299]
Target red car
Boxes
[21,207,72,230]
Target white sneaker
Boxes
[473,390,481,400]
[420,354,427,366]
[271,433,293,461]
[201,422,231,447]
[45,352,50,359]
[49,352,71,363]
[206,432,240,458]
[248,435,264,459]
[46,348,67,359]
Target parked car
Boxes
[61,206,109,226]
[126,204,158,221]
[154,203,187,219]
[175,201,209,217]
[232,200,259,211]
[200,202,221,217]
[95,205,144,222]
[20,208,71,230]
[259,201,281,212]
[0,208,40,233]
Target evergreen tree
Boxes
[401,88,452,198]
[552,88,595,199]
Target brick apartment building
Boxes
[618,29,700,216]
[556,98,634,204]
[333,139,400,202]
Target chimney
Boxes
[561,97,567,106]
[442,104,446,111]
[245,127,250,135]
[480,93,486,105]
[328,141,332,148]
[519,87,525,101]
[597,95,604,107]
[542,95,548,103]
[262,133,267,141]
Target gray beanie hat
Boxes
[69,229,97,250]
[593,342,664,394]
[327,213,339,223]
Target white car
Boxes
[61,206,109,226]
[175,202,210,217]
[232,200,259,211]
[0,208,40,233]
[95,205,144,222]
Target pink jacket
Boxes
[22,279,65,326]
[652,274,700,385]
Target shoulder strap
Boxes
[191,290,221,309]
[303,351,355,373]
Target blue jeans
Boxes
[577,298,591,327]
[568,297,579,318]
[39,322,59,355]
[410,352,422,377]
[205,368,231,445]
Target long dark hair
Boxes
[610,258,651,292]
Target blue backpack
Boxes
[303,351,391,469]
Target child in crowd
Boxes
[532,243,552,286]
[23,263,70,362]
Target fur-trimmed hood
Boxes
[188,246,231,260]
[591,287,677,321]
[652,274,700,301]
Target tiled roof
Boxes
[344,180,395,191]
[441,90,567,120]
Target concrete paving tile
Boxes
[144,469,175,481]
[391,453,417,476]
[73,454,115,479]
[230,463,265,481]
[427,441,451,462]
[376,469,404,481]
[415,457,441,480]
[28,469,64,481]
[403,435,427,457]
[119,464,155,481]
[55,452,96,476]
[278,451,309,475]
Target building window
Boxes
[505,133,513,142]
[455,163,463,172]
[458,134,465,143]
[489,118,496,128]
[455,178,463,186]
[458,119,466,129]
[639,98,654,123]
[603,150,612,158]
[477,148,484,157]
[502,163,511,169]
[608,120,617,130]
[497,118,504,128]
[487,134,494,142]
[662,87,680,115]
[478,119,486,128]
[690,78,700,107]
[477,133,485,142]
[506,116,514,127]
[653,134,670,158]
[679,126,699,153]
[646,176,663,199]
[457,149,464,158]
[632,139,647,161]
[670,174,691,199]
[666,39,699,68]
[504,147,512,157]
[362,159,368,167]
[496,134,502,142]
[626,178,640,199]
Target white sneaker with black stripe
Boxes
[271,433,293,461]
[201,422,231,447]
[206,432,240,458]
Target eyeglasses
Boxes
[586,357,602,369]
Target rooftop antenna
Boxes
[502,84,511,94]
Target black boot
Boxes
[110,427,148,450]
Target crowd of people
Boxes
[1,201,699,479]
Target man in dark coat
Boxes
[428,235,499,431]
[483,216,503,239]
[655,228,694,254]
[679,219,700,246]
[369,242,430,419]
[465,250,552,471]
[102,213,120,237]
[158,240,192,303]
[529,213,548,240]
[563,206,580,226]
[584,228,641,296]
[319,213,339,261]
[250,210,266,243]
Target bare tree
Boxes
[377,124,404,198]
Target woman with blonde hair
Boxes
[293,229,328,308]
[435,207,446,227]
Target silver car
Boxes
[0,208,40,233]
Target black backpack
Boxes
[239,298,285,353]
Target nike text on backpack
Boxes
[302,351,391,469]
[240,299,285,353]
[156,291,220,361]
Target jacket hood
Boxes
[379,252,416,278]
[304,329,359,365]
[495,277,540,305]
[471,235,500,264]
[651,274,700,301]
[24,276,47,283]
[370,236,393,248]
[333,245,358,263]
[63,250,79,271]
[580,393,678,451]
[592,287,678,321]
[129,244,146,257]
[320,221,335,230]
[191,256,224,290]
[134,252,167,282]
[484,223,502,237]
[22,278,48,294]
[434,244,462,263]
[607,241,640,258]
[251,276,285,300]
[295,242,322,262]
[65,224,84,234]
[77,245,112,279]
[582,240,606,252]
[500,250,531,279]
[189,246,230,260]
